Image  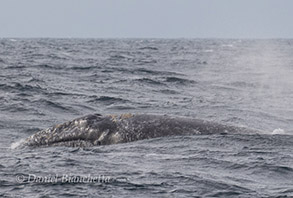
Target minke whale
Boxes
[23,113,260,147]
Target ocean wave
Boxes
[67,66,98,71]
[137,59,158,64]
[134,78,166,86]
[107,105,136,110]
[32,63,59,70]
[138,46,159,50]
[156,89,179,95]
[108,54,133,60]
[32,99,75,112]
[164,77,196,85]
[4,64,26,69]
[0,82,45,93]
[87,96,129,105]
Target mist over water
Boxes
[1,39,293,197]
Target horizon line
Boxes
[1,36,293,40]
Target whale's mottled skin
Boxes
[23,113,259,147]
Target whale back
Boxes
[24,114,118,147]
[23,113,258,147]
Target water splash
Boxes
[10,138,26,149]
[272,128,286,135]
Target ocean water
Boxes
[1,38,293,197]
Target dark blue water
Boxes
[1,38,293,197]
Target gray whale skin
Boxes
[23,113,259,147]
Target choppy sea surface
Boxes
[1,38,293,197]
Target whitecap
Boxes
[272,128,286,135]
[10,139,26,149]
